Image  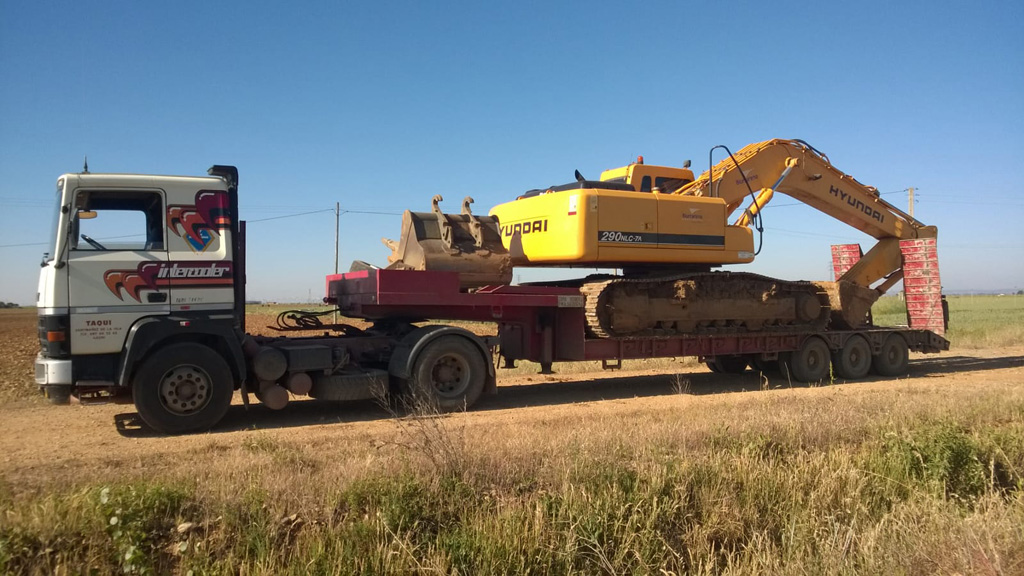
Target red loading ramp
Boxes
[830,244,863,280]
[900,238,945,336]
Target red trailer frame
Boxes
[327,268,949,372]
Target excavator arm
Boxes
[674,139,937,290]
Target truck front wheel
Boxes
[409,336,486,412]
[132,343,234,434]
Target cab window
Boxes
[71,190,164,251]
[655,177,689,192]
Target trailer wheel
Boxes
[706,355,748,374]
[832,335,872,380]
[872,334,909,377]
[132,343,233,434]
[786,337,831,383]
[409,336,486,412]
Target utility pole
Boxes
[908,187,915,218]
[333,202,340,322]
[334,202,340,275]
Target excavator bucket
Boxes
[814,280,880,330]
[383,195,512,289]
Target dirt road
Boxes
[3,308,1022,493]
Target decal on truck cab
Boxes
[104,261,233,302]
[168,190,231,253]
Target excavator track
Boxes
[580,272,831,339]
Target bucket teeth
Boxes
[384,197,512,289]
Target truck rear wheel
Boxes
[785,337,831,383]
[409,336,485,412]
[832,335,871,380]
[132,343,234,434]
[872,334,909,377]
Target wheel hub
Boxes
[432,354,468,396]
[159,366,211,415]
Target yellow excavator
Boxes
[383,139,936,337]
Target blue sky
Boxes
[1,0,1022,303]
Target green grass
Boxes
[3,396,1023,574]
[872,294,1024,348]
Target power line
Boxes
[0,233,143,249]
[245,208,335,223]
[245,207,402,224]
[923,200,1024,207]
[340,209,403,216]
[0,241,47,248]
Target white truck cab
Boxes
[32,165,497,435]
[35,166,247,431]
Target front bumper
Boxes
[35,354,72,386]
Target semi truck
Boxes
[34,143,949,434]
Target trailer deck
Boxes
[327,268,949,370]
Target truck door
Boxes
[66,189,169,356]
[164,187,235,313]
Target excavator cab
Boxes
[599,159,695,193]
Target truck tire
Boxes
[872,334,909,377]
[786,337,831,383]
[832,335,871,380]
[706,355,748,374]
[132,343,234,434]
[409,335,486,412]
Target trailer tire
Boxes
[132,343,233,434]
[786,337,831,383]
[833,335,872,380]
[409,336,486,412]
[872,334,909,377]
[706,355,748,374]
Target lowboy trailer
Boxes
[35,165,948,434]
